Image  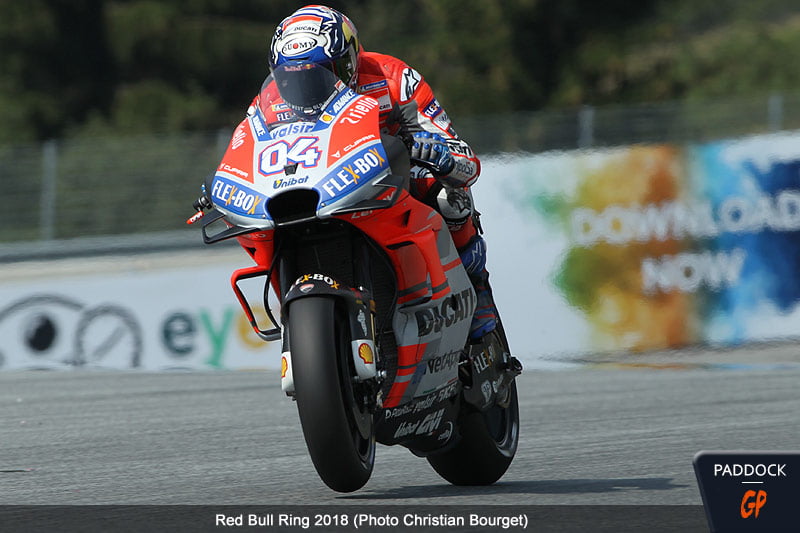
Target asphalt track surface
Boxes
[2,342,799,513]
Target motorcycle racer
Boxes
[261,4,498,340]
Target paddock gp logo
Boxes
[715,463,783,520]
[415,288,475,336]
[694,451,800,532]
[0,295,143,368]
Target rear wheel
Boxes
[288,296,375,492]
[426,380,519,485]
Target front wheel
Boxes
[288,296,375,492]
[426,380,519,485]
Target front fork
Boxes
[279,273,381,401]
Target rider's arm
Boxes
[400,95,480,188]
[375,56,481,188]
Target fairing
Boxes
[209,64,401,229]
[206,62,478,449]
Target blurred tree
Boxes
[3,0,800,143]
[0,0,113,142]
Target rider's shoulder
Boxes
[358,51,428,103]
[359,50,411,74]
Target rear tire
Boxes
[289,296,375,492]
[426,380,519,485]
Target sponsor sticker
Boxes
[357,309,368,335]
[423,98,443,118]
[425,350,460,374]
[329,89,358,115]
[321,146,387,199]
[280,35,319,57]
[433,111,451,131]
[217,163,249,180]
[361,87,391,112]
[393,408,444,439]
[282,14,323,35]
[293,273,340,289]
[340,134,377,156]
[359,80,388,92]
[231,124,247,150]
[357,343,374,364]
[340,96,380,125]
[376,92,392,112]
[210,177,265,217]
[446,139,474,157]
[415,288,475,336]
[250,112,269,141]
[269,121,314,138]
[474,344,496,374]
[272,176,309,190]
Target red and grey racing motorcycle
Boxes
[189,63,522,492]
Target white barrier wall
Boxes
[0,251,283,370]
[3,130,800,370]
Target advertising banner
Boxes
[0,252,283,370]
[477,131,800,358]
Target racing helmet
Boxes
[269,5,360,89]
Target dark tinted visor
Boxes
[272,62,339,116]
[327,54,356,86]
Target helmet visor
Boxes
[272,62,340,118]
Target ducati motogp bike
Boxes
[189,63,522,492]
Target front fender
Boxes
[284,273,351,304]
[283,273,378,383]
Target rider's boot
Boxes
[458,235,498,340]
[434,185,499,341]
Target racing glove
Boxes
[409,131,455,177]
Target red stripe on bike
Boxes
[383,343,425,407]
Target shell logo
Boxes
[358,343,374,364]
[281,356,289,378]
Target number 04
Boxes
[259,136,321,176]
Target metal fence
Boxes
[457,93,800,153]
[2,93,800,261]
[0,130,231,260]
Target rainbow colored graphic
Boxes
[511,134,800,353]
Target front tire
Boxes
[288,296,375,492]
[426,380,519,485]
